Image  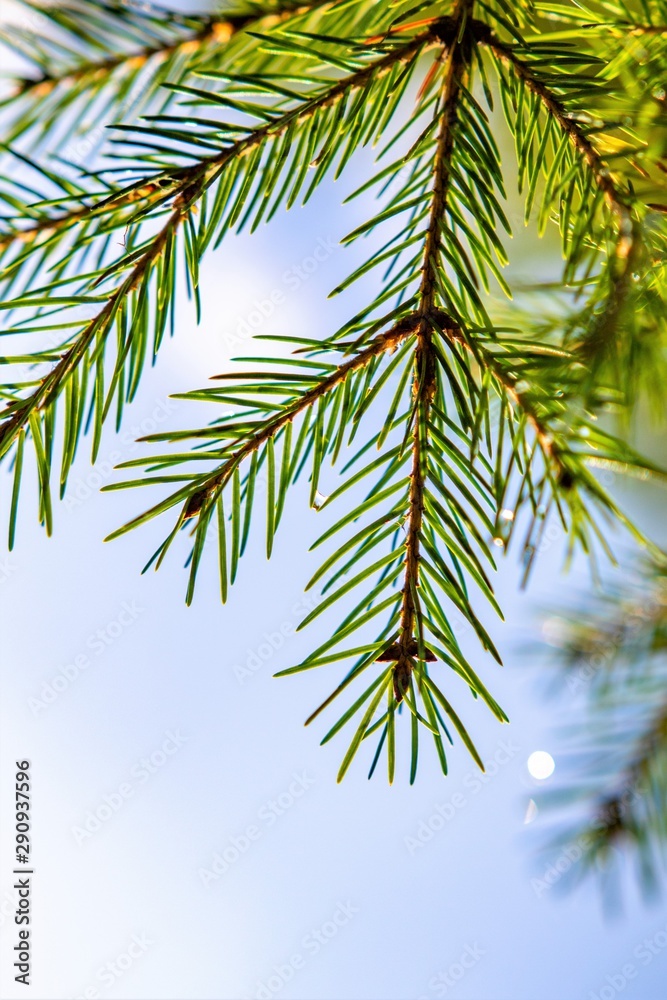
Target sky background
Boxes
[2,3,667,998]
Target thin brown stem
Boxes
[0,206,184,458]
[0,202,109,255]
[620,23,667,35]
[395,0,473,701]
[486,32,640,359]
[0,181,177,256]
[2,29,437,255]
[7,4,316,99]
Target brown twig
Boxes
[394,0,474,702]
[485,31,641,360]
[2,27,438,254]
[7,3,318,99]
[0,206,184,458]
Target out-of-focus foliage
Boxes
[538,560,667,897]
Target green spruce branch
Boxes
[1,0,666,783]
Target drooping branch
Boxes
[394,0,473,701]
[551,577,667,866]
[486,33,635,254]
[485,32,641,360]
[0,29,438,458]
[3,2,317,102]
[591,698,667,844]
[0,0,665,790]
[0,204,185,460]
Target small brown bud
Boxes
[183,487,210,519]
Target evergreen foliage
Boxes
[1,0,666,789]
[540,560,667,895]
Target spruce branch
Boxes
[0,0,320,149]
[538,565,667,893]
[486,33,634,244]
[485,31,641,363]
[0,24,437,464]
[7,11,253,99]
[111,315,423,536]
[0,205,188,489]
[614,23,667,35]
[591,696,667,846]
[395,0,472,703]
[1,0,666,784]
